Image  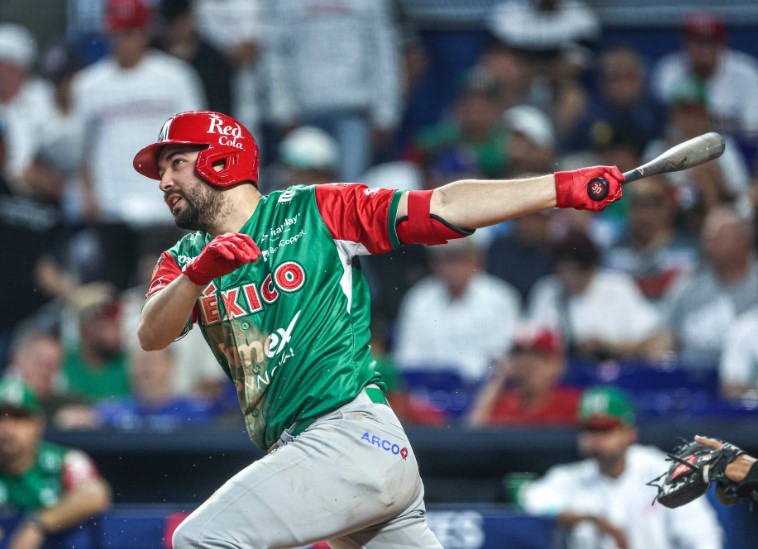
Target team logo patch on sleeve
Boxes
[360,432,408,460]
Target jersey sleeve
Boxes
[145,251,198,332]
[314,183,403,255]
[146,252,183,299]
[61,449,101,492]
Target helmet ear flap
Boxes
[196,148,249,187]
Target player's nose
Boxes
[159,172,175,192]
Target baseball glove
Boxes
[647,440,745,508]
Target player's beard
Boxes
[173,183,225,232]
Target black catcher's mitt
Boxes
[647,440,745,508]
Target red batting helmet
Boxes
[133,111,260,188]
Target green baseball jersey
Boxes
[148,184,403,449]
[0,442,101,511]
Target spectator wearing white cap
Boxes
[279,126,339,184]
[263,126,339,192]
[503,104,556,176]
[0,24,58,184]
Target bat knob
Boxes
[588,177,609,201]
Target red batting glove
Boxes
[554,166,624,212]
[184,233,261,286]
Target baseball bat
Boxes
[588,132,726,201]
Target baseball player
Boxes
[132,110,623,548]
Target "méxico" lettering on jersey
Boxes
[198,261,306,325]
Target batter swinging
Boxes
[133,110,623,548]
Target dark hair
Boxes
[552,230,600,270]
[160,0,192,24]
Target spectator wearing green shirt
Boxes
[0,378,111,548]
[61,284,130,403]
[404,66,510,186]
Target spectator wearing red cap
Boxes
[467,327,581,427]
[651,11,758,142]
[69,0,206,227]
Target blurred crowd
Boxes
[2,0,758,435]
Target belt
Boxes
[290,386,389,438]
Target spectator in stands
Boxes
[0,118,67,368]
[61,284,130,403]
[651,11,758,143]
[264,126,339,192]
[193,0,264,138]
[604,175,699,302]
[502,105,556,176]
[4,330,86,421]
[486,208,554,305]
[394,237,521,383]
[488,0,599,57]
[644,77,751,233]
[720,306,758,400]
[5,331,62,403]
[267,0,402,182]
[34,40,86,214]
[59,346,216,431]
[70,0,205,226]
[521,385,723,549]
[648,205,758,368]
[528,230,661,360]
[592,121,648,176]
[157,0,233,116]
[572,45,667,153]
[549,46,592,152]
[479,42,538,114]
[406,67,509,182]
[0,24,58,186]
[467,327,581,427]
[0,378,111,549]
[487,0,599,120]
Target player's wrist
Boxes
[182,267,212,287]
[553,171,575,209]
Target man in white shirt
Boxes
[0,24,58,183]
[267,0,402,182]
[651,11,758,142]
[70,0,205,226]
[528,230,661,360]
[719,307,758,400]
[394,236,521,383]
[522,386,723,549]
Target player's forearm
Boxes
[139,275,204,351]
[430,175,557,229]
[37,479,111,533]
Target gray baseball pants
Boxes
[172,387,443,548]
